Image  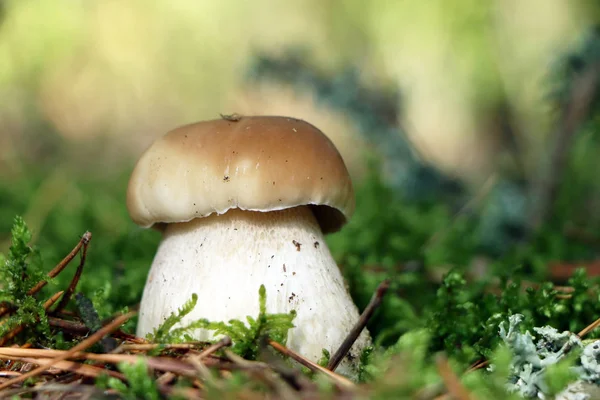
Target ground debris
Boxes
[0,230,372,399]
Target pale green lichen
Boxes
[496,314,600,399]
[579,340,600,384]
[499,314,582,398]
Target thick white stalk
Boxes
[137,206,370,377]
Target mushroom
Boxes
[127,116,370,377]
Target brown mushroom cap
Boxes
[126,116,354,233]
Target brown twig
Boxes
[436,353,473,400]
[196,336,232,359]
[0,371,22,378]
[549,261,600,281]
[28,232,91,297]
[258,337,317,393]
[327,279,390,371]
[224,349,299,400]
[47,317,89,335]
[47,317,144,345]
[112,329,147,344]
[0,348,204,377]
[0,311,134,390]
[465,359,490,374]
[53,232,92,313]
[268,339,355,390]
[0,303,15,317]
[117,342,207,352]
[13,356,125,380]
[578,316,600,338]
[154,336,233,386]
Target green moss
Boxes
[149,285,296,360]
[0,216,49,300]
[0,216,53,344]
[97,358,161,400]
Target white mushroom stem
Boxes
[137,206,370,377]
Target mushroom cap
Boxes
[126,116,355,233]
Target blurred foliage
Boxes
[96,358,162,400]
[247,49,464,203]
[545,27,600,238]
[246,49,534,258]
[548,26,600,112]
[361,328,524,399]
[2,21,600,341]
[327,164,477,345]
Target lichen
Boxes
[579,340,600,384]
[499,314,583,398]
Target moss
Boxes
[148,285,296,360]
[0,216,53,345]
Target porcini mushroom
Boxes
[127,116,370,377]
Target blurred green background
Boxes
[2,0,600,347]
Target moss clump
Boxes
[149,285,296,360]
[0,216,53,345]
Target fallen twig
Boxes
[116,342,206,352]
[328,279,390,371]
[268,339,355,390]
[0,311,135,390]
[258,337,317,393]
[28,232,91,298]
[53,232,92,313]
[224,350,299,400]
[47,317,89,335]
[465,359,489,374]
[154,336,234,387]
[14,356,125,380]
[196,336,232,360]
[578,316,600,338]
